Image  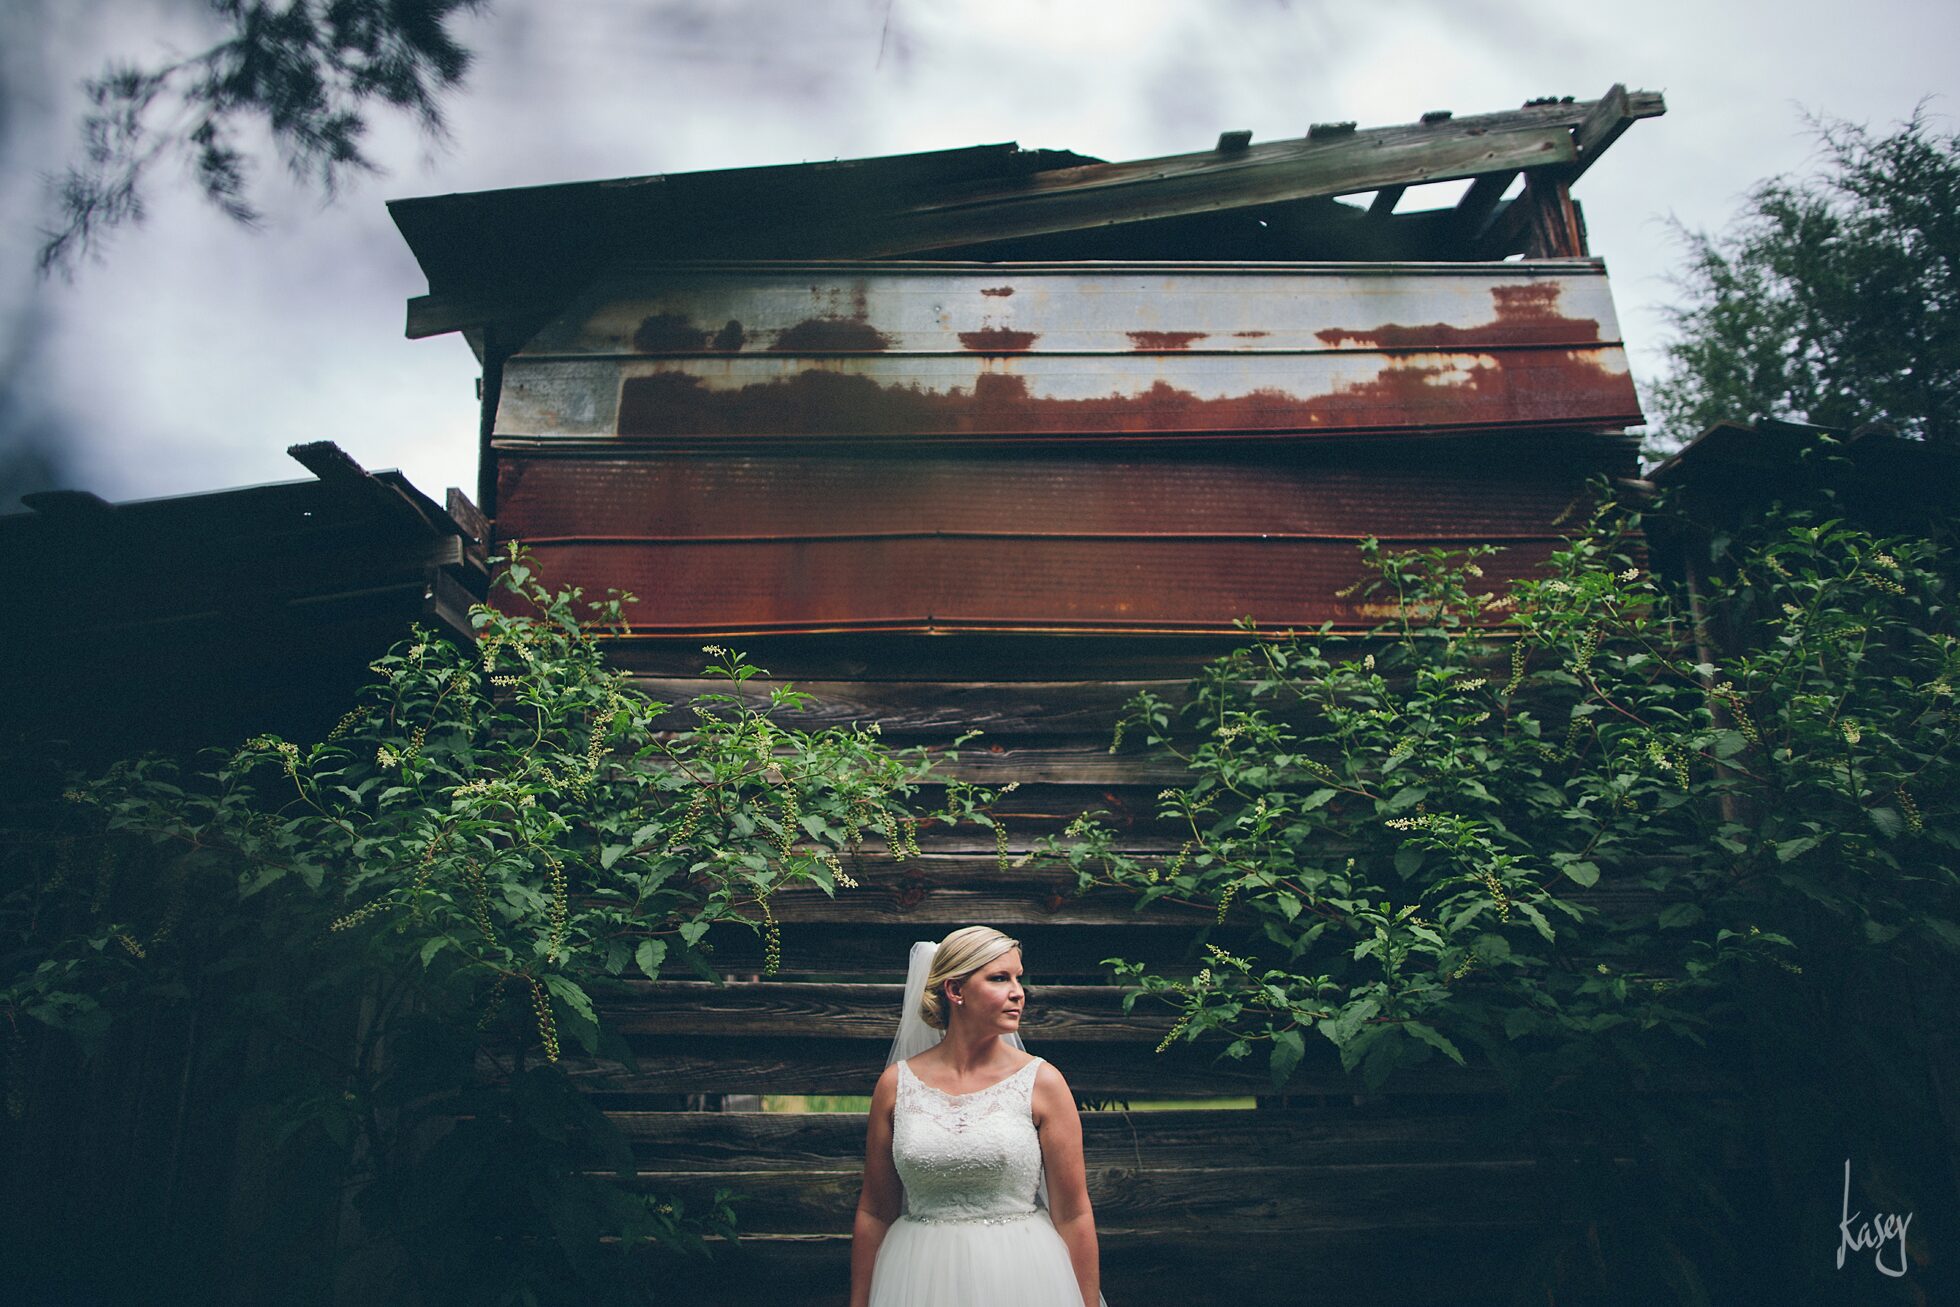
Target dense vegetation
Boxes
[1053,474,1957,1302]
[5,468,1954,1304]
[1,550,995,1306]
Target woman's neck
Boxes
[935,1024,1011,1075]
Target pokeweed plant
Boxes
[1053,487,1958,1302]
[1,546,983,1306]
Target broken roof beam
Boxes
[1367,186,1405,219]
[1564,84,1665,181]
[1449,171,1516,245]
[855,117,1578,257]
[838,88,1660,259]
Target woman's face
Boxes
[950,947,1025,1034]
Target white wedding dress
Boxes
[867,1055,1089,1307]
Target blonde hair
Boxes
[920,926,1022,1030]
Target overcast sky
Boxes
[3,0,1957,511]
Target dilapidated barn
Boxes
[390,87,1667,1305]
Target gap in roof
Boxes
[1390,178,1475,213]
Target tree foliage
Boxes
[1,550,998,1305]
[1652,107,1960,449]
[1055,480,1959,1300]
[39,0,483,273]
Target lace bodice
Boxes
[892,1056,1045,1223]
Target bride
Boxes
[847,926,1106,1307]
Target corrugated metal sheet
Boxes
[511,534,1561,636]
[494,262,1639,444]
[496,448,1621,636]
[496,453,1605,541]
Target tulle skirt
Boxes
[868,1209,1084,1307]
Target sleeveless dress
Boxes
[867,1055,1087,1307]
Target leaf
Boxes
[679,919,710,947]
[1274,891,1303,922]
[1775,836,1822,863]
[1384,786,1429,813]
[1922,918,1960,954]
[542,974,597,1026]
[1393,845,1423,877]
[1269,1028,1305,1088]
[1299,789,1337,811]
[1868,807,1905,839]
[1658,902,1704,929]
[1403,1020,1467,1066]
[601,844,631,870]
[240,866,285,898]
[635,939,668,980]
[1561,860,1600,888]
[1514,900,1556,944]
[419,935,451,969]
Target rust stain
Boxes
[1127,331,1208,351]
[616,348,1636,438]
[980,286,1015,298]
[957,327,1040,352]
[769,317,894,352]
[1233,330,1270,339]
[1316,282,1601,349]
[711,320,746,352]
[633,313,709,352]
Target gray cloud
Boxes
[5,0,1959,508]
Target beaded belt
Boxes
[907,1208,1040,1227]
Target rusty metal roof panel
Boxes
[493,262,1640,445]
[493,440,1630,638]
[513,534,1564,637]
[495,450,1617,543]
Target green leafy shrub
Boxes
[1053,490,1958,1302]
[1,549,966,1305]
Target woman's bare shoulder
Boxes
[1031,1057,1073,1101]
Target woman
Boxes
[847,926,1105,1307]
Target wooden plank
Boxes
[592,620,1605,680]
[1522,175,1585,258]
[605,633,1271,681]
[598,982,1173,1043]
[607,1106,1592,1169]
[1565,84,1666,181]
[628,1158,1583,1232]
[844,126,1577,256]
[635,873,1680,934]
[445,485,490,544]
[1451,171,1516,242]
[664,921,1240,979]
[633,677,1180,737]
[515,1040,1516,1097]
[747,883,1217,928]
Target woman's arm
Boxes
[1034,1063,1101,1307]
[847,1064,904,1307]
